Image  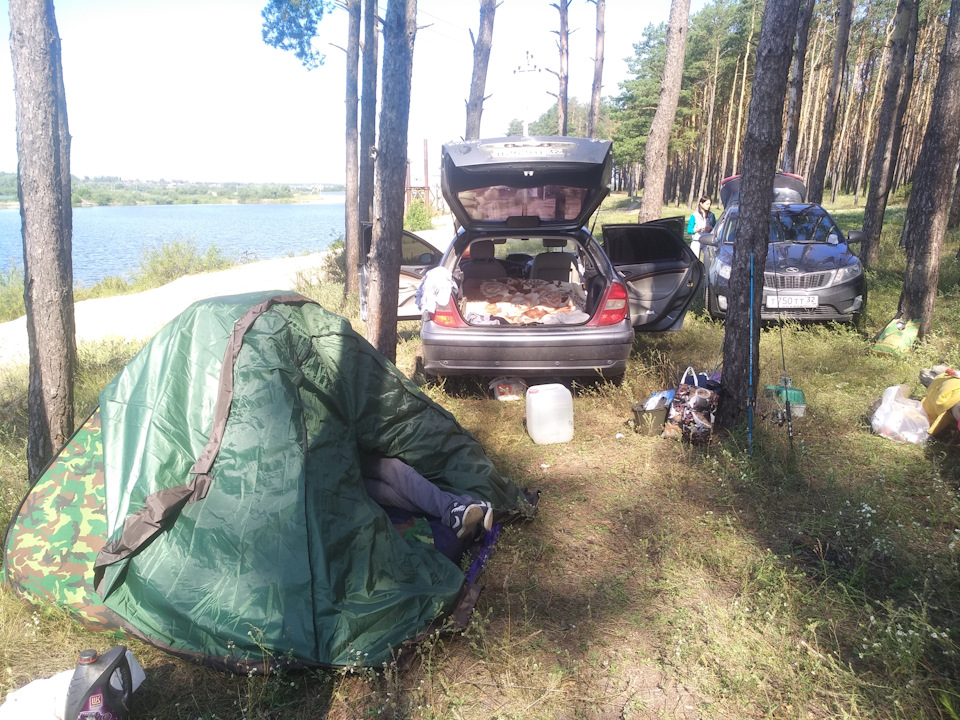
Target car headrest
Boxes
[470,240,495,260]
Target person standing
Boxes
[686,194,717,258]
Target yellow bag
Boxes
[922,371,960,435]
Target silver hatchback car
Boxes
[365,136,704,381]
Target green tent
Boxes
[4,291,533,670]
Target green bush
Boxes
[403,199,433,232]
[132,239,233,287]
[0,263,25,323]
[321,238,346,284]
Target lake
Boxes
[0,199,346,287]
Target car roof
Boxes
[440,136,612,234]
[719,172,807,207]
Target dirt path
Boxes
[0,252,327,367]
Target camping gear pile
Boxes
[3,292,535,672]
[870,366,960,444]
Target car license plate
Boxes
[767,295,818,309]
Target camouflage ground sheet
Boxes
[3,410,121,630]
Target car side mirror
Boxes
[847,230,864,244]
[698,232,718,247]
[419,252,434,264]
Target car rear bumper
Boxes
[421,320,635,377]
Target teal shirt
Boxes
[687,210,716,235]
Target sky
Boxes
[0,0,702,186]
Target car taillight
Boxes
[430,300,467,328]
[590,281,629,326]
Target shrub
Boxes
[403,199,433,232]
[0,263,25,323]
[321,238,346,284]
[132,239,233,288]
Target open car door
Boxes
[359,223,445,322]
[602,217,704,331]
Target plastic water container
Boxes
[526,383,574,444]
[64,646,132,720]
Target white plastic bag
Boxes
[870,385,930,444]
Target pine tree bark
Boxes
[639,0,690,222]
[359,0,378,224]
[717,0,800,431]
[783,0,816,174]
[367,0,416,362]
[861,0,917,267]
[465,0,497,140]
[344,0,361,296]
[587,0,605,138]
[896,0,960,337]
[809,0,855,203]
[9,0,76,479]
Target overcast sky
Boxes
[0,0,703,186]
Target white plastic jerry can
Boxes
[526,383,574,444]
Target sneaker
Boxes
[449,502,485,539]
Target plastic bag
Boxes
[870,385,929,444]
[661,367,720,445]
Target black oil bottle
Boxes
[63,646,132,720]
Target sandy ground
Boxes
[0,252,328,367]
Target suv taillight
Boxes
[590,281,629,326]
[430,300,468,328]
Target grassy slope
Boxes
[1,195,960,719]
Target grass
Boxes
[2,194,960,718]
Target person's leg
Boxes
[362,457,467,518]
[361,457,492,537]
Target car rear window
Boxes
[456,185,588,222]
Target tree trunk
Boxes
[732,1,757,175]
[465,0,497,140]
[783,0,816,174]
[718,52,739,188]
[587,0,605,138]
[896,0,960,338]
[344,0,361,296]
[809,0,855,203]
[9,0,77,479]
[359,0,379,224]
[552,0,571,136]
[639,0,690,222]
[949,152,960,230]
[698,43,719,200]
[854,18,888,206]
[367,0,416,362]
[861,0,917,267]
[796,16,826,178]
[717,0,800,432]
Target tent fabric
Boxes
[5,291,533,671]
[2,409,122,631]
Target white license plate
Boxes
[767,295,818,309]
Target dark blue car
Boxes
[699,173,865,323]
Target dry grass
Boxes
[1,198,960,718]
